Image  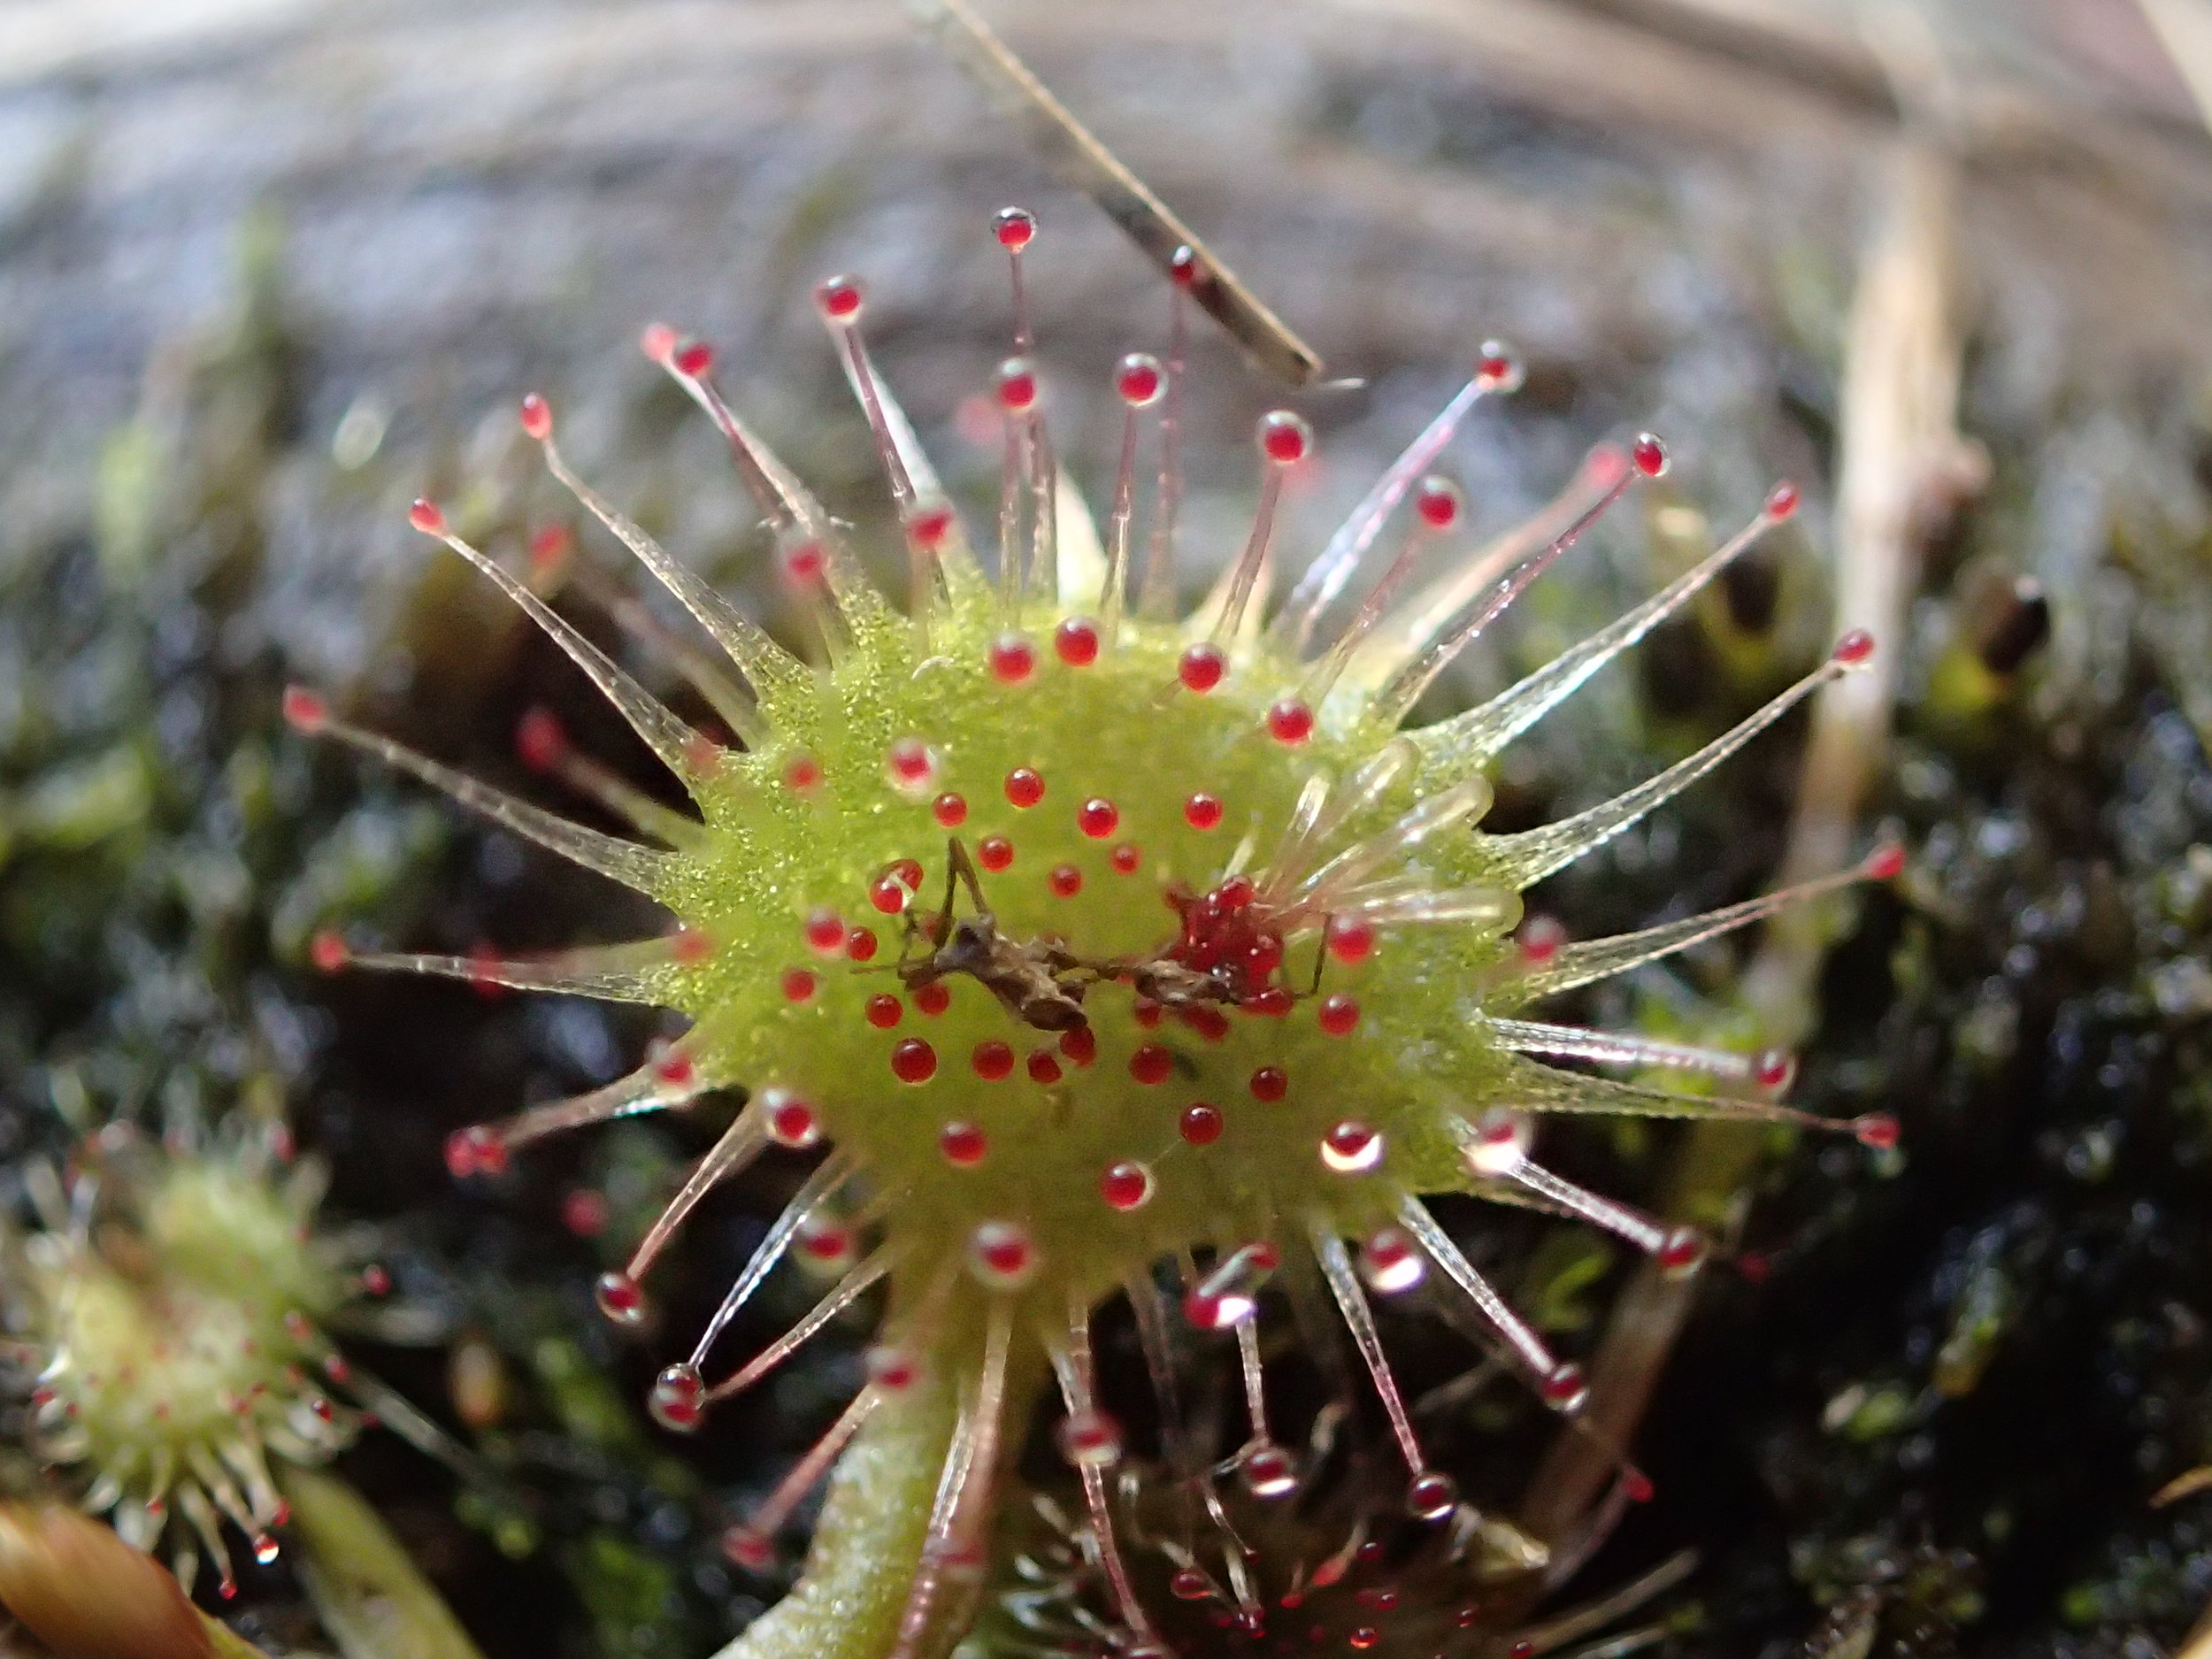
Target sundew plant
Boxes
[288,202,1900,1659]
[4,1115,373,1601]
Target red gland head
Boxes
[890,1039,937,1084]
[886,738,936,793]
[1361,1227,1425,1294]
[995,357,1039,414]
[1406,1470,1459,1520]
[1863,841,1907,880]
[1179,642,1226,693]
[1540,1362,1590,1413]
[1116,352,1164,406]
[445,1124,506,1179]
[866,1346,919,1393]
[281,686,328,735]
[814,274,864,322]
[939,1121,989,1164]
[1655,1226,1709,1279]
[518,393,552,441]
[1325,914,1376,965]
[992,205,1036,250]
[968,1220,1039,1288]
[905,502,956,550]
[765,1092,821,1148]
[562,1188,610,1237]
[724,1525,773,1571]
[1832,628,1877,667]
[1241,1442,1298,1500]
[1475,339,1524,391]
[1319,1121,1383,1173]
[1100,1161,1154,1210]
[673,341,712,377]
[515,707,566,772]
[1179,1103,1223,1145]
[796,1217,856,1268]
[1517,915,1567,965]
[1631,432,1670,478]
[1039,1416,1139,1502]
[407,498,447,536]
[1415,474,1464,530]
[780,539,825,586]
[1056,1409,1124,1470]
[987,634,1037,684]
[1054,617,1100,667]
[648,1363,705,1432]
[1753,1048,1798,1094]
[1266,699,1315,745]
[1257,409,1313,465]
[869,864,917,915]
[527,524,571,576]
[594,1271,646,1325]
[1854,1113,1901,1151]
[1765,480,1801,519]
[803,910,846,956]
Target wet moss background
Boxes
[7,2,2212,1655]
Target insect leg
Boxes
[1307,922,1331,997]
[945,834,993,920]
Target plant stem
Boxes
[711,1371,964,1659]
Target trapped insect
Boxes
[885,835,1098,1032]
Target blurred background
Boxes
[7,1,2212,1655]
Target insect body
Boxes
[893,838,1095,1032]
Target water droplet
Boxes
[969,1220,1039,1289]
[649,1363,705,1432]
[1361,1227,1425,1294]
[1055,1409,1124,1469]
[1100,1161,1154,1210]
[594,1271,646,1325]
[1258,410,1313,465]
[1463,1110,1530,1177]
[1321,1121,1383,1173]
[1407,1469,1458,1519]
[1241,1442,1298,1499]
